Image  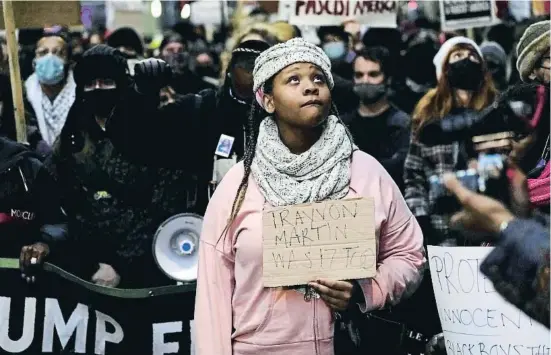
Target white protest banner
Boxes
[440,0,496,31]
[262,198,376,288]
[428,246,550,355]
[286,0,397,28]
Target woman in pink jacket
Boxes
[194,38,425,355]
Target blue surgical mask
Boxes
[322,41,346,60]
[35,54,65,85]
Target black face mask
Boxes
[195,64,217,78]
[83,89,118,118]
[447,58,484,91]
[120,51,139,60]
[163,52,190,75]
[353,83,387,104]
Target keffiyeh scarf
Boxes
[251,115,355,207]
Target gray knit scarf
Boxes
[251,115,355,207]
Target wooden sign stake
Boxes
[2,0,27,143]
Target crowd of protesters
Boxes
[0,5,549,355]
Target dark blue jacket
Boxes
[481,215,550,328]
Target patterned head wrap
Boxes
[252,38,334,108]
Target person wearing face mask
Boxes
[205,40,271,186]
[97,40,271,219]
[26,45,198,352]
[186,40,271,190]
[106,27,143,60]
[511,20,551,212]
[343,47,410,190]
[318,26,354,79]
[404,36,498,247]
[392,31,439,115]
[158,32,216,96]
[45,45,202,294]
[398,38,499,355]
[106,26,144,79]
[480,41,509,92]
[24,33,76,154]
[316,26,359,116]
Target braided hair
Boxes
[218,78,353,246]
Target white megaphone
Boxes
[152,213,203,282]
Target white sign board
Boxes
[440,0,496,31]
[428,246,550,355]
[285,0,397,28]
[190,0,225,26]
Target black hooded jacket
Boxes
[47,46,206,288]
[0,136,66,259]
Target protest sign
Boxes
[263,198,376,287]
[0,1,81,29]
[440,0,496,31]
[428,246,550,355]
[0,258,195,354]
[285,0,397,27]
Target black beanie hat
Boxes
[106,27,144,56]
[73,44,128,89]
[160,32,185,52]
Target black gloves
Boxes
[133,59,173,95]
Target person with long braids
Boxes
[194,38,425,355]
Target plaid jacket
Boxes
[403,137,461,244]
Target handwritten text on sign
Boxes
[287,0,397,27]
[428,247,549,355]
[262,198,376,287]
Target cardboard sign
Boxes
[286,0,397,27]
[0,261,195,354]
[440,0,495,31]
[0,1,81,29]
[428,246,550,355]
[262,198,376,288]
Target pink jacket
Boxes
[194,151,425,355]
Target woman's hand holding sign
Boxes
[309,279,361,311]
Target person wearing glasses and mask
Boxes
[24,31,76,154]
[343,46,410,190]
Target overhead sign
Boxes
[285,0,397,28]
[262,198,376,288]
[428,246,550,355]
[0,258,195,354]
[0,1,81,29]
[440,0,496,31]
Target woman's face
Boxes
[263,63,331,129]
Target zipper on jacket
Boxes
[18,167,28,192]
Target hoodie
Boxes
[0,136,66,259]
